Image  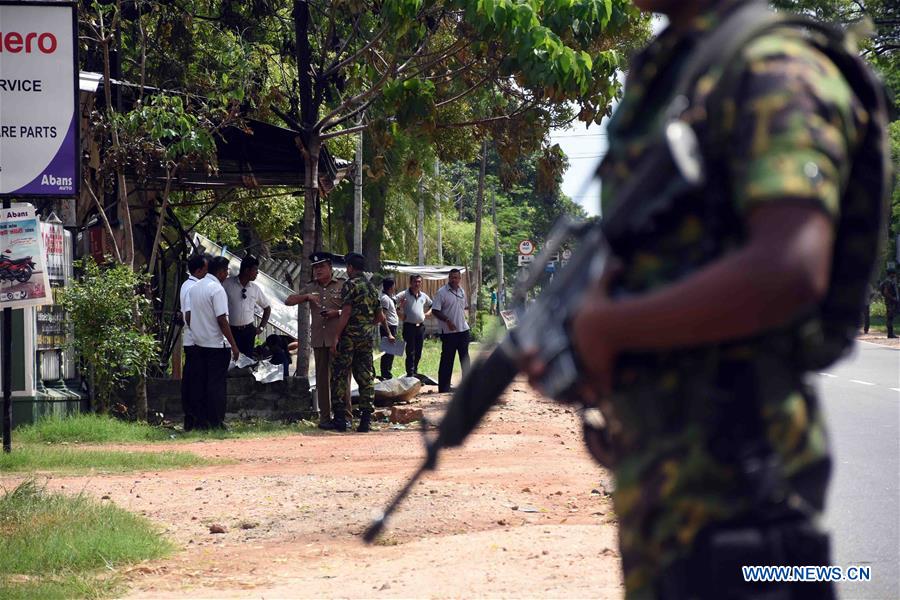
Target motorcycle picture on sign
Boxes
[0,205,52,308]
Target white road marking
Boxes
[819,373,838,378]
[890,388,900,393]
[849,379,876,386]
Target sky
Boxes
[549,115,609,217]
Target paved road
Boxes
[820,341,899,599]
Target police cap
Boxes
[309,252,334,266]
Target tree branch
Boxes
[315,56,397,130]
[434,66,499,109]
[321,122,368,140]
[437,102,538,128]
[323,24,390,78]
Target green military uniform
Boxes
[879,272,898,338]
[596,1,869,596]
[331,273,381,416]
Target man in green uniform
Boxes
[553,0,889,597]
[331,252,382,432]
[879,267,898,338]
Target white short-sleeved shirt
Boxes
[393,289,432,325]
[223,276,270,327]
[380,292,399,327]
[432,284,469,334]
[179,275,201,347]
[188,274,231,348]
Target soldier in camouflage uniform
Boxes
[879,267,898,338]
[331,252,382,432]
[559,0,888,597]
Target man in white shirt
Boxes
[178,253,207,431]
[431,268,470,393]
[187,256,239,429]
[394,274,432,377]
[378,277,399,379]
[223,255,271,357]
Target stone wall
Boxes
[147,375,316,422]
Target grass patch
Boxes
[0,479,172,598]
[0,445,221,474]
[16,413,318,445]
[413,337,485,380]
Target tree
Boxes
[60,259,158,414]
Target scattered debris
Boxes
[209,524,227,534]
[390,406,424,424]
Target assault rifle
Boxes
[362,119,706,543]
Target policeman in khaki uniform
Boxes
[286,252,350,429]
[330,252,381,433]
[526,0,890,598]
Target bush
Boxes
[59,258,158,413]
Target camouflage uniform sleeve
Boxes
[726,31,864,219]
[340,279,356,306]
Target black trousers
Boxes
[194,347,230,429]
[403,322,425,376]
[380,324,398,379]
[862,304,870,333]
[232,325,256,356]
[887,302,896,337]
[438,330,470,392]
[181,345,200,430]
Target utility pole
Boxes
[491,189,504,313]
[2,197,10,452]
[436,160,443,264]
[417,178,425,264]
[353,125,363,253]
[471,140,487,318]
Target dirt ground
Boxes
[3,377,624,599]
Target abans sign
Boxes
[0,3,78,197]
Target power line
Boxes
[551,132,609,139]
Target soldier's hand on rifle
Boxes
[521,264,621,403]
[570,263,623,399]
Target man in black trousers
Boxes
[178,253,207,430]
[394,274,432,377]
[186,256,239,429]
[431,269,470,392]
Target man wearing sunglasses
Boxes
[223,255,271,357]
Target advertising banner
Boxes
[0,204,51,307]
[0,2,78,197]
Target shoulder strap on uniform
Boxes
[669,0,776,112]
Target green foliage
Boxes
[0,480,172,598]
[119,95,217,167]
[59,259,158,414]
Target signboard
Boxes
[562,248,572,261]
[41,218,65,282]
[0,204,51,307]
[517,254,535,266]
[517,239,534,255]
[545,262,557,274]
[0,2,79,197]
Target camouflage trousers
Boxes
[331,335,375,414]
[886,302,896,337]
